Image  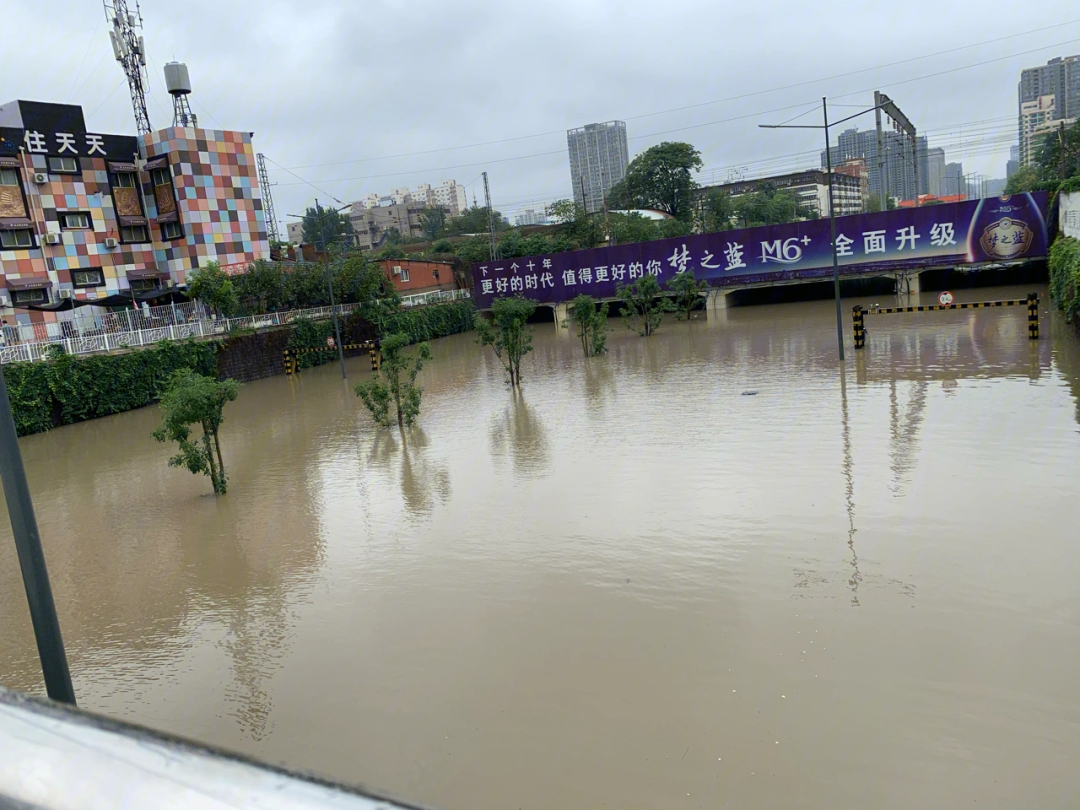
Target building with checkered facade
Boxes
[0,100,268,328]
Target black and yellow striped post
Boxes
[852,306,866,350]
[1027,292,1039,340]
[284,341,381,375]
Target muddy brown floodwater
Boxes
[2,283,1079,809]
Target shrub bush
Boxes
[1049,236,1080,322]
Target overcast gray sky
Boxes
[7,1,1080,228]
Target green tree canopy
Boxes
[443,205,508,236]
[301,204,354,249]
[1005,120,1080,194]
[565,294,609,357]
[187,261,239,317]
[355,333,431,430]
[475,295,536,388]
[419,207,448,241]
[616,273,672,337]
[607,142,703,221]
[733,186,816,227]
[152,370,240,495]
[700,190,736,232]
[666,269,710,321]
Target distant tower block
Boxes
[164,61,198,127]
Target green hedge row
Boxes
[4,339,218,436]
[381,300,476,344]
[1049,237,1080,323]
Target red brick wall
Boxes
[377,260,456,295]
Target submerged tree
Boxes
[152,370,240,495]
[475,295,537,388]
[666,270,710,321]
[616,274,672,337]
[565,294,609,356]
[355,333,432,430]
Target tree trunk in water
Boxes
[202,430,220,494]
[212,428,227,494]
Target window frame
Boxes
[71,269,105,288]
[0,167,21,186]
[60,211,91,231]
[113,172,137,189]
[0,229,34,249]
[48,156,79,174]
[119,224,150,244]
[12,287,48,304]
[159,220,183,240]
[129,278,161,293]
[399,268,410,282]
[150,166,173,188]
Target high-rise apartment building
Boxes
[1017,56,1080,167]
[1019,55,1080,120]
[567,121,629,214]
[358,180,468,216]
[1019,95,1061,166]
[1006,144,1020,179]
[822,128,928,205]
[944,162,966,198]
[926,147,946,197]
[513,208,549,227]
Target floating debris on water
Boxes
[741,390,758,396]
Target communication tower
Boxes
[483,171,499,261]
[256,153,280,244]
[104,0,152,135]
[164,62,198,128]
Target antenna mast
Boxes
[164,62,197,128]
[483,171,499,261]
[256,153,280,244]
[104,0,152,135]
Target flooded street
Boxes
[3,283,1079,809]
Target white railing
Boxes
[0,291,473,365]
[400,287,471,308]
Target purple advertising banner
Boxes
[472,192,1048,308]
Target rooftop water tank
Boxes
[163,62,192,96]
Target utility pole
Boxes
[874,91,887,211]
[876,92,918,208]
[314,199,346,379]
[482,171,499,262]
[1061,121,1068,180]
[823,98,845,363]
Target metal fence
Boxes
[0,287,472,365]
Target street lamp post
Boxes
[289,200,353,380]
[760,97,891,362]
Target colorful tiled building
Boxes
[0,100,268,328]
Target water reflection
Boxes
[839,365,861,607]
[488,391,550,479]
[365,429,451,518]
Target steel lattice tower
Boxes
[104,0,152,135]
[256,153,280,244]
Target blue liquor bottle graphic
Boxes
[965,192,1047,263]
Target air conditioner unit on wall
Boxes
[104,237,118,249]
[32,172,48,184]
[44,232,61,245]
[392,266,402,275]
[59,289,73,299]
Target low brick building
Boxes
[378,259,456,296]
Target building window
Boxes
[0,229,33,248]
[160,220,183,240]
[400,268,410,282]
[1,167,21,186]
[150,167,172,187]
[12,288,47,304]
[120,224,149,243]
[72,269,105,288]
[130,278,160,292]
[48,157,79,174]
[113,172,136,188]
[60,212,91,230]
